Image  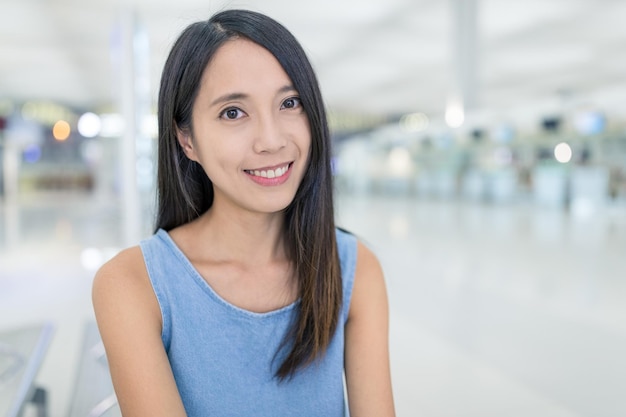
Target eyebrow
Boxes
[209,85,297,107]
[210,92,247,107]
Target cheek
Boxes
[297,119,312,152]
[198,140,243,177]
[304,130,313,160]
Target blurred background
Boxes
[1,0,625,416]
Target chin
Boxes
[254,194,296,214]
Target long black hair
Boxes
[156,9,341,380]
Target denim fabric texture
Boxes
[139,228,357,417]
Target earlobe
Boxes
[176,128,198,162]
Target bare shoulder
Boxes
[345,239,396,416]
[94,246,145,281]
[348,240,388,321]
[355,240,383,276]
[92,246,147,300]
[92,245,160,330]
[92,247,186,415]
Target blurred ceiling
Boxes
[1,0,626,123]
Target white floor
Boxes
[1,191,625,416]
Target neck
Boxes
[194,201,288,266]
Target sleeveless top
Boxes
[139,228,357,417]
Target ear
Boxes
[176,127,199,162]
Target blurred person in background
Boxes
[92,9,395,417]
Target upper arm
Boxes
[92,247,187,417]
[344,241,396,417]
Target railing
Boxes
[0,322,54,417]
[68,322,120,417]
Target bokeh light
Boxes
[388,147,413,177]
[23,144,42,163]
[77,112,102,138]
[554,142,572,163]
[81,248,104,271]
[400,112,429,132]
[445,98,464,128]
[52,120,71,141]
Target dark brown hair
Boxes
[156,9,341,380]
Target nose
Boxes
[252,113,287,154]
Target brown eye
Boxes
[281,97,301,110]
[221,107,245,120]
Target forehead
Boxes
[199,38,292,95]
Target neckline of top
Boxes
[155,228,300,319]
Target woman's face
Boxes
[179,38,311,216]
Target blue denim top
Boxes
[139,228,357,417]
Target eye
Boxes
[220,107,245,120]
[281,97,302,110]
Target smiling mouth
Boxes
[244,163,292,179]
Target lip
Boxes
[244,162,293,186]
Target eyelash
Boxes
[281,96,302,110]
[220,107,245,120]
[219,97,302,120]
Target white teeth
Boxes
[247,164,289,179]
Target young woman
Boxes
[92,9,395,417]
